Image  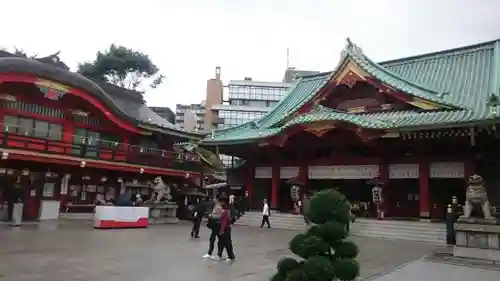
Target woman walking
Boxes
[202,199,222,259]
[216,197,235,262]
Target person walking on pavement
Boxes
[191,199,206,238]
[216,197,235,262]
[202,198,223,259]
[260,198,271,228]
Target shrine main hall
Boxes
[202,38,500,220]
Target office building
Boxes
[175,102,206,132]
[206,68,319,166]
[149,106,175,124]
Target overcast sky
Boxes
[2,0,500,110]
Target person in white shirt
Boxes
[260,199,271,228]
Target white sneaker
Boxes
[211,255,221,261]
[225,258,234,263]
[202,254,211,259]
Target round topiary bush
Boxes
[271,189,360,281]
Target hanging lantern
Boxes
[372,185,383,205]
[290,185,300,201]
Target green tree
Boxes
[77,44,165,92]
[271,189,360,281]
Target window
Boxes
[3,115,62,141]
[99,133,120,148]
[4,115,18,133]
[72,128,120,156]
[34,120,49,138]
[43,182,55,197]
[48,124,62,140]
[18,118,33,136]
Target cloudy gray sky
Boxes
[2,0,500,110]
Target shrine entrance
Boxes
[278,180,294,212]
[387,179,420,219]
[308,178,375,217]
[429,178,466,220]
[252,178,271,210]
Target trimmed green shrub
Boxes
[271,189,360,281]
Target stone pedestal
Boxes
[144,201,179,224]
[453,217,500,262]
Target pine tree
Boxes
[271,189,360,281]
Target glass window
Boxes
[18,118,33,136]
[72,128,87,156]
[33,120,49,138]
[43,182,55,197]
[85,130,100,157]
[4,115,18,133]
[99,133,120,148]
[48,124,63,141]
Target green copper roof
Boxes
[204,39,500,145]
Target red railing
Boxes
[0,123,200,172]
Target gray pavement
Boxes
[367,260,500,281]
[0,221,438,281]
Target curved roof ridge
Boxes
[379,39,499,66]
[350,46,441,96]
[255,72,331,128]
[343,40,460,106]
[298,70,332,79]
[0,56,200,139]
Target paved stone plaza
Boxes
[0,221,441,281]
[367,259,500,281]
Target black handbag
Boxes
[206,218,215,229]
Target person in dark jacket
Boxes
[217,198,235,262]
[191,200,206,238]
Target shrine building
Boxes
[202,38,500,220]
[0,50,205,221]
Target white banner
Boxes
[389,164,419,179]
[94,206,149,223]
[254,167,272,179]
[280,167,299,179]
[309,166,335,179]
[309,165,379,179]
[430,162,464,178]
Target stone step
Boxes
[237,212,446,244]
[352,230,444,244]
[237,221,442,233]
[240,212,446,229]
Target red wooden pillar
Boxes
[464,159,475,182]
[245,163,254,200]
[378,163,389,217]
[418,161,430,219]
[271,165,280,209]
[298,164,308,195]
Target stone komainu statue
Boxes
[149,176,172,203]
[464,174,493,219]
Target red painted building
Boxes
[0,51,204,221]
[202,39,500,220]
